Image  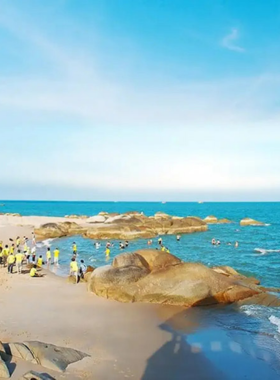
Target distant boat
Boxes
[162,201,167,204]
[198,201,204,204]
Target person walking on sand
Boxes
[46,247,52,265]
[7,251,15,274]
[32,232,36,246]
[15,250,24,274]
[70,258,79,283]
[54,248,60,265]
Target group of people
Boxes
[211,238,239,248]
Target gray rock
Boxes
[8,342,37,363]
[0,356,10,378]
[23,341,89,372]
[20,371,55,380]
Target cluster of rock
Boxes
[203,215,266,226]
[0,213,21,217]
[0,340,88,378]
[86,249,280,308]
[35,212,208,240]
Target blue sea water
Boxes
[2,200,280,376]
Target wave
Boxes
[269,316,280,333]
[254,248,280,255]
[36,238,55,248]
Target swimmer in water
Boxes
[235,241,239,248]
[212,238,216,245]
[176,235,181,242]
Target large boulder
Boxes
[88,252,260,307]
[204,215,218,224]
[240,218,265,226]
[35,223,66,239]
[134,249,181,271]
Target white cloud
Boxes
[221,28,245,53]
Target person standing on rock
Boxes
[54,248,60,265]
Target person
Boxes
[216,240,221,245]
[125,241,129,247]
[235,241,239,248]
[105,247,110,257]
[37,255,43,267]
[7,251,15,274]
[23,241,28,255]
[106,242,111,248]
[15,250,24,274]
[161,246,166,252]
[53,248,60,264]
[79,259,87,279]
[30,265,43,278]
[2,245,9,267]
[166,247,170,253]
[211,238,216,245]
[72,242,77,255]
[0,240,3,251]
[158,238,162,245]
[46,247,52,265]
[119,242,124,249]
[147,240,152,246]
[32,232,36,246]
[16,236,20,248]
[10,244,15,254]
[176,235,181,242]
[70,258,79,283]
[31,246,36,263]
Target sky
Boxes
[0,0,280,201]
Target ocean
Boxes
[2,200,280,377]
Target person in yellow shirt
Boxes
[30,265,43,278]
[69,258,79,283]
[37,255,43,267]
[2,245,9,267]
[72,242,77,255]
[15,250,24,274]
[161,246,166,252]
[53,248,60,264]
[105,248,110,256]
[10,244,15,254]
[7,252,15,273]
[46,247,52,266]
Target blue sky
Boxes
[0,0,280,201]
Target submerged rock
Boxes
[240,218,265,226]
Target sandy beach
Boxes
[1,220,280,380]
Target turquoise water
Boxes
[2,201,280,377]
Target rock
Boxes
[67,276,78,284]
[0,342,9,362]
[88,215,106,223]
[23,341,89,372]
[113,252,150,270]
[86,265,95,273]
[124,211,143,216]
[98,211,108,216]
[104,215,131,224]
[212,266,240,276]
[154,212,170,219]
[35,223,66,239]
[88,252,259,307]
[237,293,280,307]
[20,370,55,380]
[212,266,260,286]
[204,215,218,223]
[217,218,233,224]
[8,342,37,363]
[134,249,181,271]
[240,218,265,226]
[84,272,92,283]
[88,265,150,301]
[0,357,10,378]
